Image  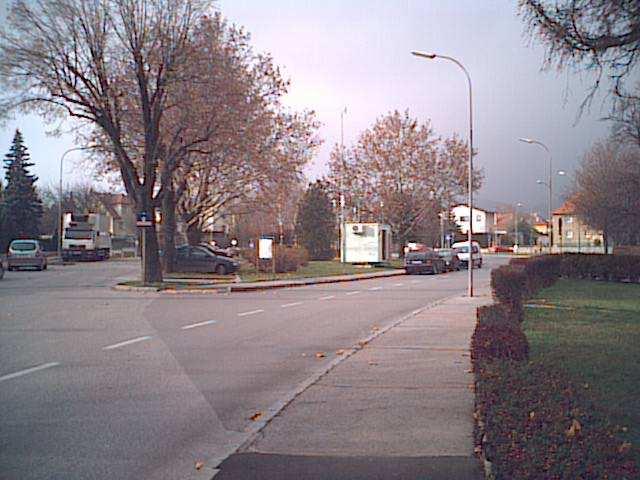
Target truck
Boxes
[62,213,112,261]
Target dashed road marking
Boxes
[369,286,382,291]
[345,291,361,296]
[181,320,218,330]
[238,309,264,317]
[0,362,60,383]
[281,302,303,308]
[103,336,152,350]
[394,283,404,287]
[319,295,335,300]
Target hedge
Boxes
[473,253,640,478]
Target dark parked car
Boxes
[436,248,461,272]
[175,245,240,275]
[7,239,47,271]
[0,258,4,279]
[404,250,446,275]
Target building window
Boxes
[460,216,469,222]
[476,215,482,222]
[566,216,573,224]
[566,231,573,239]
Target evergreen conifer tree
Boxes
[295,180,336,260]
[2,130,43,247]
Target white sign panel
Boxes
[258,238,273,259]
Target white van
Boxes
[452,241,482,269]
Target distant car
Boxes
[436,248,461,272]
[452,241,482,269]
[7,239,48,271]
[175,245,240,275]
[404,250,446,275]
[0,258,4,279]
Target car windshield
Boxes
[65,229,92,240]
[437,250,451,257]
[455,246,469,253]
[10,241,36,251]
[406,252,428,260]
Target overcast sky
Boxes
[1,0,627,217]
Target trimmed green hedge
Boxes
[473,254,640,478]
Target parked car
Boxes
[436,248,461,272]
[7,239,48,271]
[404,250,446,274]
[0,258,4,279]
[452,241,482,269]
[174,245,240,275]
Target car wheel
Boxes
[478,260,482,269]
[215,264,227,275]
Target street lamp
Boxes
[340,106,347,262]
[518,137,553,252]
[514,202,524,249]
[58,147,86,259]
[412,50,475,297]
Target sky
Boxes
[0,0,628,217]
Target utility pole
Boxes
[340,107,347,262]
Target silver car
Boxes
[7,239,48,271]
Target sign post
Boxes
[136,212,153,284]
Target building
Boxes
[451,205,500,247]
[552,199,605,253]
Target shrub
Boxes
[471,304,529,367]
[491,266,527,322]
[243,245,309,273]
[475,360,638,479]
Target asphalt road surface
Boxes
[0,257,504,480]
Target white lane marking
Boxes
[181,320,217,330]
[281,302,303,308]
[0,362,60,383]
[319,295,335,300]
[394,283,404,287]
[103,336,152,351]
[369,286,382,291]
[345,291,361,296]
[238,309,264,317]
[410,279,420,284]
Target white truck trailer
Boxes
[62,213,112,261]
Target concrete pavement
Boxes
[216,286,494,479]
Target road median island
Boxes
[472,254,640,479]
[113,268,406,293]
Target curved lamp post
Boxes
[412,51,474,297]
[519,138,553,252]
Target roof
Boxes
[553,199,577,216]
[451,204,496,214]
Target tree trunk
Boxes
[186,223,203,245]
[161,170,177,273]
[143,223,163,283]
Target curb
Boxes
[112,269,406,294]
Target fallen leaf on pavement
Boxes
[529,411,535,420]
[335,349,346,355]
[250,412,263,421]
[618,442,632,454]
[372,326,380,331]
[565,419,582,438]
[195,461,204,470]
[315,352,326,358]
[368,361,378,366]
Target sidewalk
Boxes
[215,286,493,479]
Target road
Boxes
[0,257,503,480]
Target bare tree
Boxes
[520,0,640,105]
[573,139,640,248]
[328,110,480,250]
[0,0,210,282]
